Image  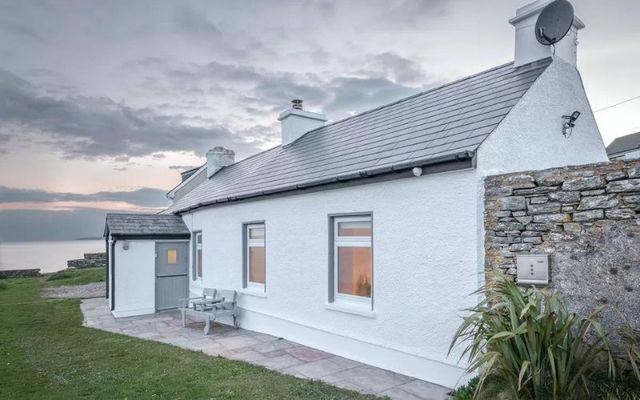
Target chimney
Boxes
[206,146,235,178]
[278,99,327,146]
[509,0,584,67]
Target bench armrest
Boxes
[178,296,205,308]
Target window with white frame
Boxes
[332,215,372,306]
[245,223,265,289]
[192,231,202,280]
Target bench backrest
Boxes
[215,289,238,305]
[203,288,217,298]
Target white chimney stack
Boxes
[509,0,584,67]
[206,146,235,178]
[278,99,327,146]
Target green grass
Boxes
[45,266,106,287]
[0,276,380,399]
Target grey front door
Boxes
[155,241,189,311]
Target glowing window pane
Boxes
[337,246,371,297]
[249,227,265,239]
[249,247,265,284]
[338,221,371,237]
[167,249,177,264]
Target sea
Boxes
[0,240,105,273]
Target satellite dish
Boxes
[535,0,575,46]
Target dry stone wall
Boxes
[485,160,640,333]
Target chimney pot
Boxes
[206,146,235,178]
[292,99,303,110]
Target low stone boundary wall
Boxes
[485,160,640,333]
[0,269,41,279]
[67,252,106,268]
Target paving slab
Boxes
[80,298,452,400]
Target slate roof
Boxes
[606,132,640,156]
[166,58,552,214]
[104,213,189,238]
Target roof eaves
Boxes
[166,164,206,199]
[174,150,474,214]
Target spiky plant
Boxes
[449,272,615,400]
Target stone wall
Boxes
[485,160,640,333]
[0,269,40,279]
[67,252,106,268]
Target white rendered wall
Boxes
[183,168,480,388]
[477,59,607,175]
[112,240,156,318]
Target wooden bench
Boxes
[178,289,239,335]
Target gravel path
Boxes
[43,282,106,299]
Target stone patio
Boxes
[81,298,452,400]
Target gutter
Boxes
[176,150,474,214]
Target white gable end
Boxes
[476,58,608,176]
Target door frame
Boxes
[155,239,190,311]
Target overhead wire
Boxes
[594,95,640,113]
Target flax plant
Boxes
[449,273,615,400]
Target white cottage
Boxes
[105,1,608,387]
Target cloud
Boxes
[324,76,419,117]
[168,165,198,171]
[173,5,222,39]
[374,0,450,28]
[0,186,169,208]
[148,55,435,120]
[0,68,260,158]
[0,18,48,44]
[366,52,432,85]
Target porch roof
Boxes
[104,213,190,239]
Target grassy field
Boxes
[45,266,106,286]
[0,274,379,400]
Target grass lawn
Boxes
[0,275,380,399]
[45,266,106,287]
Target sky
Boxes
[0,0,639,241]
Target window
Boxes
[192,232,202,280]
[331,215,372,307]
[244,223,265,290]
[167,249,177,264]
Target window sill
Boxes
[240,288,267,298]
[325,302,376,318]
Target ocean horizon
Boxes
[0,239,105,273]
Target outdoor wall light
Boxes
[562,111,581,138]
[412,167,423,177]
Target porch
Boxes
[81,298,451,400]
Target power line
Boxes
[594,95,640,113]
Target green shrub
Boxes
[451,376,479,400]
[449,272,615,400]
[620,325,640,382]
[0,281,7,290]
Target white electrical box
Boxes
[516,254,550,286]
